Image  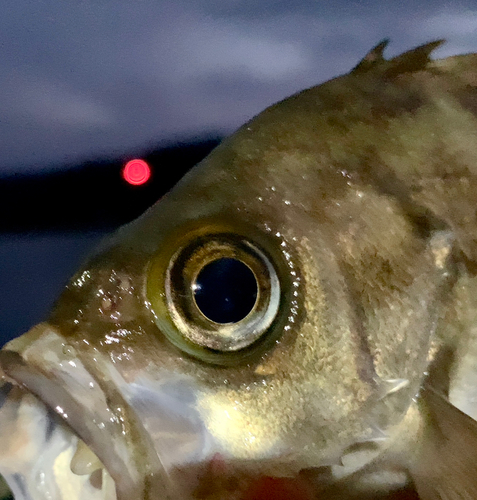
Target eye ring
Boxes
[165,234,280,352]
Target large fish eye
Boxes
[193,257,258,324]
[147,231,283,363]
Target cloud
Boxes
[418,8,477,56]
[172,19,310,82]
[0,71,115,128]
[2,0,477,173]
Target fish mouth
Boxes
[0,330,330,500]
[0,350,129,499]
[0,327,181,500]
[0,326,406,500]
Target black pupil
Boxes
[194,258,258,324]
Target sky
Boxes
[2,0,477,174]
[1,1,477,343]
[0,233,103,343]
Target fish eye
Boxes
[193,257,258,324]
[147,231,283,364]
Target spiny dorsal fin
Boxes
[383,40,445,78]
[352,39,389,73]
[353,40,445,77]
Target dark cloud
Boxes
[1,0,477,173]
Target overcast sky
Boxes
[2,0,477,174]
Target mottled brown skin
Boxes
[3,42,477,500]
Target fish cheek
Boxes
[193,229,377,466]
[326,184,456,427]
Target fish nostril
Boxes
[101,294,115,311]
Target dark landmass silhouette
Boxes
[0,135,222,233]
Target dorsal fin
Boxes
[353,40,445,77]
[383,40,445,78]
[352,39,389,73]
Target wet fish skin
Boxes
[2,41,477,499]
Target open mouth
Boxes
[0,350,124,499]
[0,324,261,500]
[0,328,419,500]
[0,342,323,500]
[0,339,180,500]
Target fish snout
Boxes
[0,323,181,500]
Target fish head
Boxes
[0,41,459,499]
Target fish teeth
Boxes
[70,438,103,476]
[333,442,383,480]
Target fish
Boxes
[1,39,477,500]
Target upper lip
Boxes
[0,349,180,500]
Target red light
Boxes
[122,159,151,185]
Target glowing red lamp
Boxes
[122,159,151,185]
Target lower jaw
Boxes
[0,334,415,500]
[0,348,180,500]
[0,382,116,500]
[0,381,416,500]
